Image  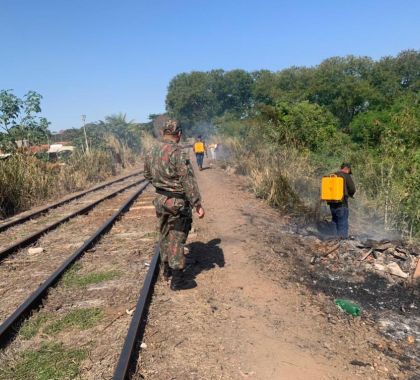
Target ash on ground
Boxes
[274,220,419,371]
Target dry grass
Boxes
[58,150,116,192]
[140,132,156,152]
[0,155,56,216]
[105,134,138,168]
[0,149,133,218]
[222,137,317,219]
[220,136,415,239]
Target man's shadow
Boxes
[184,238,225,279]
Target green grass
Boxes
[44,308,103,335]
[19,314,50,340]
[61,263,121,288]
[0,342,86,380]
[19,307,104,340]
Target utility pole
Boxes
[82,114,90,154]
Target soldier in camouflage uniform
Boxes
[144,119,205,290]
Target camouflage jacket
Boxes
[144,140,202,207]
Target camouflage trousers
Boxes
[153,194,192,270]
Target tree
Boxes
[165,50,419,140]
[394,50,420,91]
[166,70,254,130]
[166,71,220,127]
[308,56,381,128]
[255,101,344,152]
[221,70,254,116]
[0,90,50,151]
[350,93,420,147]
[252,70,280,105]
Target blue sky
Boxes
[1,0,419,131]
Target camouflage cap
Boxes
[161,119,181,135]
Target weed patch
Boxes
[19,314,50,340]
[44,308,103,335]
[0,342,86,380]
[61,265,121,288]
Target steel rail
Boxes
[0,181,149,348]
[0,178,146,263]
[113,247,160,380]
[0,170,143,233]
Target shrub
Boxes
[0,148,135,218]
[0,155,55,216]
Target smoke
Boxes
[316,192,401,241]
[184,121,233,162]
[185,121,216,139]
[348,197,401,241]
[186,125,401,241]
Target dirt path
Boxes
[138,160,417,380]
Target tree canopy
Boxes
[0,90,50,151]
[166,50,419,138]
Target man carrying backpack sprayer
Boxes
[321,163,356,239]
[193,135,207,170]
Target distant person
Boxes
[329,163,356,239]
[208,143,218,161]
[193,135,207,170]
[144,119,205,290]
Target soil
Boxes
[137,160,419,380]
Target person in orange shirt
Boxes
[193,136,207,170]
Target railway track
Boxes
[0,173,146,262]
[113,249,160,380]
[0,181,161,379]
[0,170,143,233]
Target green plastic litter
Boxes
[335,299,361,316]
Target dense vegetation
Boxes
[0,91,149,217]
[52,113,150,164]
[166,50,420,238]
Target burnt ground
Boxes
[137,161,419,380]
[253,226,419,377]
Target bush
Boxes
[221,132,419,240]
[0,149,132,218]
[0,155,55,216]
[59,151,116,192]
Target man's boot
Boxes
[160,262,172,281]
[170,269,197,291]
